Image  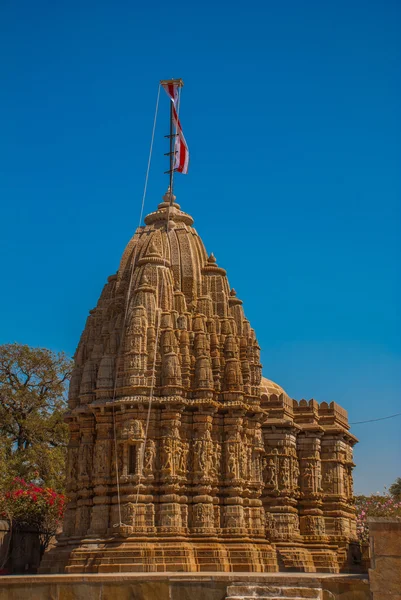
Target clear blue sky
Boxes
[0,0,400,495]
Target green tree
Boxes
[389,477,401,499]
[0,343,72,492]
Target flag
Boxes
[161,82,179,105]
[161,81,189,174]
[172,106,189,174]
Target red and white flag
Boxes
[161,82,179,105]
[161,82,189,174]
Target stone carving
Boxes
[303,462,314,490]
[279,457,291,490]
[123,419,144,441]
[48,192,358,575]
[227,443,238,479]
[292,459,300,490]
[264,457,278,488]
[193,430,214,477]
[143,439,156,473]
[93,440,110,476]
[160,437,174,474]
[78,444,92,479]
[303,516,325,536]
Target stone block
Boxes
[372,529,401,557]
[56,583,104,600]
[170,581,226,600]
[370,556,401,594]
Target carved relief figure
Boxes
[279,457,291,490]
[143,439,156,473]
[303,462,313,490]
[227,445,237,478]
[79,444,92,478]
[93,440,110,476]
[264,457,277,488]
[292,459,300,490]
[161,437,173,473]
[322,464,334,493]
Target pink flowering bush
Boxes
[0,477,65,556]
[355,492,401,544]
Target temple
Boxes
[41,191,359,573]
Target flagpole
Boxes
[169,99,174,200]
[161,78,185,205]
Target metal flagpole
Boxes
[161,78,184,205]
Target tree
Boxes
[389,477,401,500]
[0,343,72,492]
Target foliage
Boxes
[0,343,72,492]
[355,491,401,545]
[389,477,401,499]
[0,477,66,557]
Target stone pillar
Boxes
[321,435,353,539]
[318,401,359,570]
[262,424,301,543]
[75,412,95,537]
[222,410,247,536]
[158,407,188,534]
[88,408,112,536]
[297,430,325,539]
[243,419,265,539]
[191,409,217,535]
[61,416,80,538]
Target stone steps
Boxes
[226,583,321,599]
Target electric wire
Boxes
[350,412,401,425]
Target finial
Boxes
[230,288,237,297]
[163,186,176,205]
[208,253,216,264]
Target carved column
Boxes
[297,430,326,540]
[191,408,217,535]
[243,418,265,538]
[262,424,301,543]
[88,408,112,535]
[158,406,188,534]
[222,410,247,536]
[61,416,80,538]
[75,412,95,537]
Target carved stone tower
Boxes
[42,191,359,573]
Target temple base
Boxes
[40,536,363,574]
[40,538,279,574]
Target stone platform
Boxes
[0,572,370,599]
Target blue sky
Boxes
[0,0,400,495]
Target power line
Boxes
[350,412,401,425]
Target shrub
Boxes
[0,477,66,557]
[355,492,401,544]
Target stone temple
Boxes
[42,191,359,573]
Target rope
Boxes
[350,412,401,425]
[110,84,161,528]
